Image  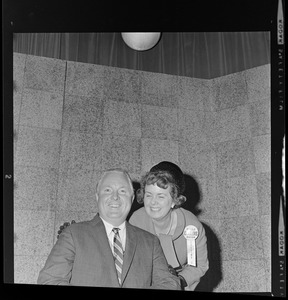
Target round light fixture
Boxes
[121,32,161,51]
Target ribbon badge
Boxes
[183,225,198,267]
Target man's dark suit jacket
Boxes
[37,214,181,289]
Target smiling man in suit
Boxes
[37,168,181,289]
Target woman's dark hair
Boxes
[137,162,187,209]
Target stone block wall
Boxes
[13,53,271,292]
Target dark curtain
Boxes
[13,32,270,79]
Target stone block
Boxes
[253,135,271,174]
[24,55,66,93]
[215,138,256,179]
[245,64,270,103]
[103,67,140,104]
[141,104,178,140]
[59,131,102,171]
[56,168,100,212]
[212,71,248,111]
[14,255,47,284]
[139,71,179,107]
[15,126,61,169]
[140,138,179,173]
[103,100,141,137]
[14,209,55,256]
[14,166,58,210]
[102,135,141,173]
[65,61,105,98]
[19,88,64,130]
[62,94,103,134]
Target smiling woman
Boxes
[144,183,176,223]
[129,161,209,290]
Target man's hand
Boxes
[168,265,187,289]
[57,220,76,239]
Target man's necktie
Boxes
[112,228,124,285]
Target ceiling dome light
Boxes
[121,32,161,51]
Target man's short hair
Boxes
[96,168,134,196]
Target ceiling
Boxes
[6,0,274,78]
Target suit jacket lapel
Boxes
[121,223,137,284]
[92,215,120,286]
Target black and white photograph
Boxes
[3,0,285,296]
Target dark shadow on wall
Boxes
[127,181,143,221]
[181,174,202,215]
[127,175,223,291]
[182,174,223,292]
[195,222,223,292]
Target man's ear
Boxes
[131,194,135,202]
[95,193,99,202]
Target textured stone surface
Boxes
[256,172,271,215]
[65,61,105,98]
[216,174,259,218]
[14,93,22,128]
[196,178,219,219]
[103,67,140,103]
[260,215,271,259]
[59,131,102,171]
[218,259,267,292]
[13,53,26,127]
[246,64,270,103]
[178,108,207,144]
[13,53,26,93]
[253,134,271,174]
[141,104,178,140]
[14,127,19,160]
[179,141,217,180]
[249,98,271,136]
[62,94,103,133]
[24,55,66,93]
[14,209,55,256]
[56,168,100,212]
[140,138,179,173]
[14,255,47,284]
[204,105,251,143]
[263,257,272,292]
[212,71,248,111]
[13,54,272,291]
[139,71,179,107]
[177,77,213,112]
[15,126,61,169]
[20,88,64,130]
[215,138,256,179]
[220,216,264,261]
[103,100,141,137]
[102,135,141,173]
[14,166,58,210]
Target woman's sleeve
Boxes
[128,212,137,226]
[178,221,209,290]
